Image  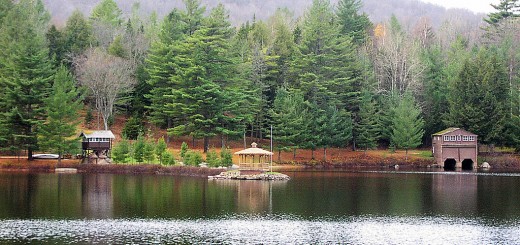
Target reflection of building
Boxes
[431,173,477,215]
[432,128,478,170]
[214,180,287,213]
[81,174,113,218]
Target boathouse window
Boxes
[443,136,450,141]
[457,135,461,141]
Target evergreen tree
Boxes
[143,139,155,163]
[446,48,509,144]
[46,25,65,65]
[0,0,55,160]
[38,66,83,165]
[64,10,94,56]
[484,0,520,25]
[155,137,167,165]
[90,0,123,26]
[133,134,145,163]
[336,0,372,46]
[112,137,131,163]
[270,88,306,161]
[355,89,380,153]
[319,105,353,161]
[390,93,425,160]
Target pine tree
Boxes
[0,0,55,160]
[133,134,145,163]
[484,0,520,25]
[390,93,425,160]
[90,0,123,26]
[270,88,306,161]
[64,10,94,56]
[319,105,353,161]
[355,90,380,153]
[336,0,372,46]
[155,137,167,165]
[38,66,83,165]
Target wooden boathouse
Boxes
[80,130,115,163]
[432,128,478,170]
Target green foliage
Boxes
[90,0,123,26]
[205,149,220,167]
[336,0,372,45]
[112,137,131,163]
[143,139,155,163]
[85,106,94,125]
[484,0,520,25]
[390,93,425,158]
[122,116,144,140]
[155,137,167,164]
[220,147,233,167]
[38,66,83,163]
[133,134,146,163]
[64,10,93,55]
[184,150,203,166]
[180,142,189,159]
[445,48,509,144]
[108,35,126,57]
[0,0,55,159]
[161,151,176,165]
[355,89,380,151]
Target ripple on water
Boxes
[0,215,519,244]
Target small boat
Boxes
[32,154,60,159]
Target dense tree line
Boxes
[0,0,519,161]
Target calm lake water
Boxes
[1,170,520,244]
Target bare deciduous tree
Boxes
[74,48,136,130]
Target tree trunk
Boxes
[323,148,327,162]
[293,148,296,160]
[278,149,281,162]
[166,118,172,144]
[405,148,408,161]
[57,153,62,167]
[192,136,196,148]
[28,148,34,161]
[203,136,209,153]
[311,149,315,160]
[243,129,246,148]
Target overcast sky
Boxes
[421,0,499,13]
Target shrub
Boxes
[112,138,131,163]
[161,151,176,166]
[122,116,144,140]
[206,149,220,167]
[133,134,145,163]
[143,140,155,163]
[184,150,202,166]
[220,147,233,167]
[180,142,189,159]
[155,138,167,165]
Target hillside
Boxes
[43,0,484,29]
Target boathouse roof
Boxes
[432,127,477,136]
[80,130,116,139]
[234,142,273,156]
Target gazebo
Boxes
[234,142,273,172]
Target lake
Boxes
[1,170,520,244]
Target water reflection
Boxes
[432,173,477,216]
[0,171,520,221]
[212,180,287,213]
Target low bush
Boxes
[184,150,202,166]
[206,149,220,167]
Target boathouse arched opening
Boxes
[444,158,456,170]
[462,159,474,170]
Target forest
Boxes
[0,0,519,161]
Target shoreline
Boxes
[1,153,520,175]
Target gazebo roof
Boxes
[234,142,273,156]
